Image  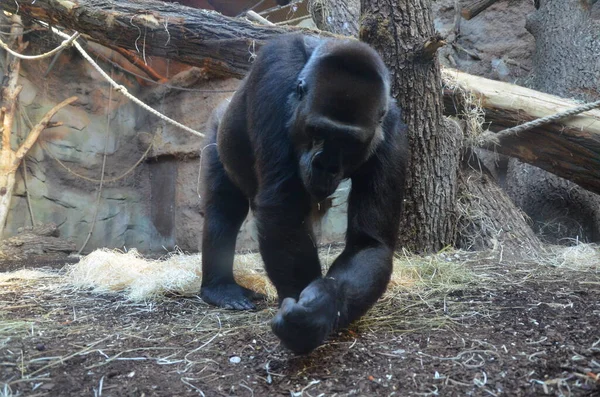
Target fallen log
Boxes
[1,0,333,79]
[0,223,76,260]
[443,68,600,195]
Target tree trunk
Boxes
[360,0,462,253]
[526,0,600,102]
[308,0,360,36]
[457,152,541,253]
[501,0,600,244]
[0,169,17,238]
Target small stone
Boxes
[35,343,46,351]
[229,356,241,364]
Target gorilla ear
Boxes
[296,79,307,100]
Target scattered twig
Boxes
[246,10,275,26]
[461,0,500,20]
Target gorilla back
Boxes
[200,34,408,354]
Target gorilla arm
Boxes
[271,126,406,354]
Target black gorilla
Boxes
[200,34,408,354]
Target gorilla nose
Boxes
[313,154,340,175]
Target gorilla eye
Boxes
[312,137,324,148]
[296,79,306,100]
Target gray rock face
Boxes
[3,52,349,254]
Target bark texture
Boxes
[503,0,600,244]
[1,0,331,79]
[0,223,76,259]
[505,159,600,244]
[443,69,600,195]
[526,0,600,102]
[360,0,462,253]
[457,152,541,253]
[309,0,360,36]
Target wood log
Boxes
[460,0,499,20]
[443,68,600,195]
[0,0,333,79]
[0,223,76,259]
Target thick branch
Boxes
[14,96,78,164]
[1,17,26,152]
[108,46,167,82]
[443,68,600,194]
[1,86,22,152]
[1,0,332,78]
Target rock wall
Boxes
[3,49,165,253]
[2,44,347,254]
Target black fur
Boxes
[200,34,408,354]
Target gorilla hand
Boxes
[271,278,340,354]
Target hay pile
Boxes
[64,247,475,303]
[66,248,276,302]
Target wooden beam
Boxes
[443,68,600,194]
[0,0,333,79]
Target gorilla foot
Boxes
[271,278,338,354]
[200,283,264,310]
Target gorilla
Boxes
[200,34,408,354]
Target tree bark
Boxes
[308,0,360,36]
[457,152,541,253]
[502,0,600,244]
[360,0,462,253]
[443,68,600,195]
[0,223,75,260]
[1,0,333,79]
[526,0,600,102]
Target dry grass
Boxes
[542,243,600,271]
[441,68,487,146]
[64,247,477,305]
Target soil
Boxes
[1,256,599,396]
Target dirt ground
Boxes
[1,251,599,397]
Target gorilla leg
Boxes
[200,145,259,310]
[254,197,322,301]
[254,197,334,353]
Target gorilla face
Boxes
[290,42,390,201]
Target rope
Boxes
[482,98,600,144]
[33,24,206,138]
[0,31,80,60]
[4,23,205,137]
[78,71,114,255]
[40,140,153,183]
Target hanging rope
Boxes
[5,22,205,138]
[0,31,80,60]
[482,98,600,145]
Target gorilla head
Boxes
[289,39,392,201]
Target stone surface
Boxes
[434,0,535,83]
